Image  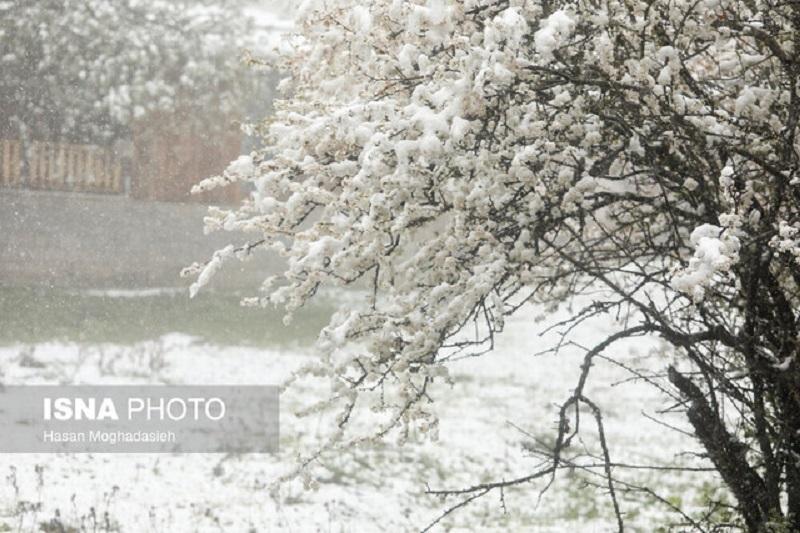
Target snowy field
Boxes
[0,289,723,532]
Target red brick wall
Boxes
[131,111,245,205]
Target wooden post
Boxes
[80,146,89,191]
[10,140,20,185]
[27,141,37,186]
[35,141,46,186]
[96,150,105,191]
[112,159,122,192]
[48,142,57,186]
[1,140,9,184]
[66,144,73,187]
[37,141,48,186]
[71,145,79,190]
[56,142,66,186]
[69,143,79,190]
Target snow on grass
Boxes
[0,297,722,532]
[80,288,187,298]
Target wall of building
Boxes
[130,111,246,204]
[0,189,279,290]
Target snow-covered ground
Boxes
[0,292,722,532]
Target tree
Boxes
[0,0,256,146]
[191,0,800,530]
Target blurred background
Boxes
[0,0,299,347]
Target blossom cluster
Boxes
[195,0,800,456]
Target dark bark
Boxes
[668,366,777,532]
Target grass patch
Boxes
[0,286,335,347]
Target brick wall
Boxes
[131,111,246,204]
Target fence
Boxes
[0,139,123,194]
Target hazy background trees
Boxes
[0,0,261,145]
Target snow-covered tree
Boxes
[192,0,800,530]
[0,0,256,145]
